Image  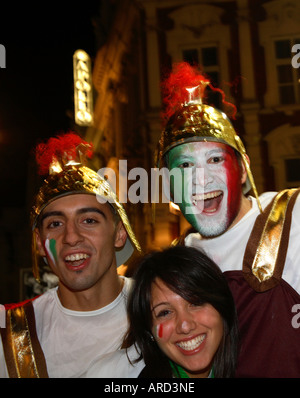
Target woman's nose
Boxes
[176,312,196,334]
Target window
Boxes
[275,38,300,105]
[285,158,300,187]
[182,48,199,65]
[182,46,221,108]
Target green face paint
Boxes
[49,239,57,262]
[45,238,57,265]
[168,144,200,226]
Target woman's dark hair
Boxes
[123,245,239,378]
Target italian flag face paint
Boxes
[168,142,243,237]
[45,238,57,265]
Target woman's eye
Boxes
[156,309,171,318]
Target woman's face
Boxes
[150,278,224,378]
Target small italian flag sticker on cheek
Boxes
[45,238,57,265]
[156,324,163,339]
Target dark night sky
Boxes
[0,3,99,207]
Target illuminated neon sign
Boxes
[73,49,93,126]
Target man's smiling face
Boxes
[168,141,246,237]
[35,194,126,294]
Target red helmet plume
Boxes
[161,62,236,125]
[35,132,93,176]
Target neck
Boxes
[56,275,124,312]
[169,360,212,378]
[229,194,252,230]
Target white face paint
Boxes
[168,141,244,237]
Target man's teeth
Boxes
[192,191,222,205]
[176,334,206,351]
[65,253,89,262]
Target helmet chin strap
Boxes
[235,135,262,213]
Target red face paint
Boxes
[156,324,163,339]
[224,147,243,227]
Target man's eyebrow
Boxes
[76,207,107,219]
[206,148,226,156]
[40,211,64,224]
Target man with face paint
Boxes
[156,62,300,378]
[0,133,142,378]
[168,141,248,237]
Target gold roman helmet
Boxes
[31,132,141,282]
[156,62,261,211]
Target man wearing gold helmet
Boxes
[0,132,142,378]
[157,62,300,377]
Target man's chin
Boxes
[190,216,229,238]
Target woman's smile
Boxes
[176,333,206,354]
[151,278,224,378]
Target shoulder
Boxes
[84,345,145,378]
[121,276,134,297]
[260,189,300,224]
[3,296,40,311]
[258,191,278,208]
[31,288,57,309]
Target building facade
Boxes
[88,0,300,255]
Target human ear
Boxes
[114,222,128,249]
[34,228,46,257]
[241,154,249,185]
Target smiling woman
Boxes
[123,245,239,378]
